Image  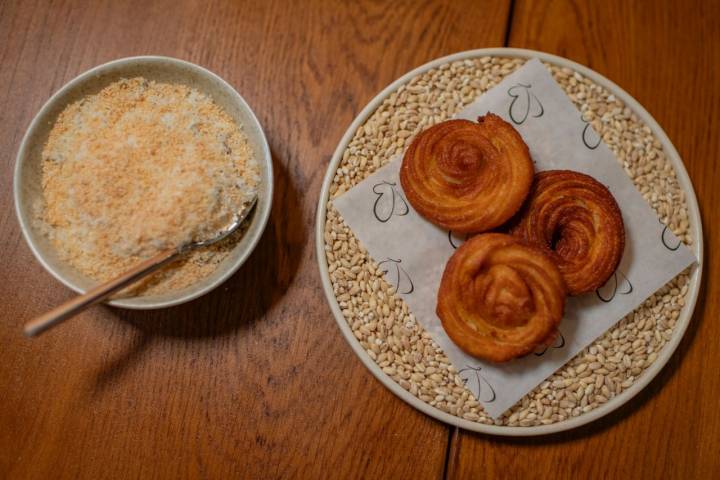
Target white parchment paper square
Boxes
[333,58,696,418]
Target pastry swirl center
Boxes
[474,264,533,329]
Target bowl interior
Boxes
[14,56,273,309]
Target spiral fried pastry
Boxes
[400,114,534,233]
[437,233,566,362]
[509,170,625,295]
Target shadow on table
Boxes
[475,247,708,446]
[90,149,305,388]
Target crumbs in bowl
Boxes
[38,77,260,295]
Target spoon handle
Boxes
[24,248,180,337]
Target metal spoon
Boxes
[24,196,257,337]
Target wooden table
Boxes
[1,1,718,478]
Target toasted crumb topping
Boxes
[39,77,259,294]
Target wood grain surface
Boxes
[0,1,511,479]
[1,0,718,479]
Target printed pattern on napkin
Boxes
[333,58,696,418]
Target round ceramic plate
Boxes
[315,48,703,436]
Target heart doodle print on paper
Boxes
[372,181,409,223]
[377,258,414,295]
[507,83,544,124]
[581,113,601,150]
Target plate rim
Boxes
[315,47,704,436]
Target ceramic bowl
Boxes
[14,56,273,309]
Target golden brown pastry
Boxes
[437,233,566,362]
[509,170,625,295]
[400,114,534,233]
